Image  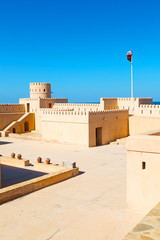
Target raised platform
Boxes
[0,156,79,205]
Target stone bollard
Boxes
[11,153,15,158]
[37,157,42,163]
[62,161,76,169]
[45,158,50,164]
[17,154,22,160]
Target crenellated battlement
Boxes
[118,98,137,101]
[89,109,128,115]
[54,103,100,107]
[140,104,160,109]
[134,104,160,116]
[0,104,25,113]
[0,104,24,106]
[40,108,88,116]
[30,82,50,86]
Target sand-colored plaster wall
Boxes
[117,98,152,110]
[0,104,25,113]
[19,98,40,112]
[100,98,118,110]
[42,121,89,146]
[135,104,160,116]
[89,110,129,147]
[127,135,160,212]
[41,109,89,145]
[40,98,68,108]
[129,115,160,135]
[53,103,100,112]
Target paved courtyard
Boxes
[0,137,144,240]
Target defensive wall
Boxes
[89,110,129,147]
[41,109,89,146]
[53,103,101,112]
[0,104,25,113]
[19,98,68,132]
[127,133,160,212]
[40,109,128,147]
[129,104,160,135]
[100,98,118,110]
[117,98,152,112]
[124,133,160,239]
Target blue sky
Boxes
[0,0,160,103]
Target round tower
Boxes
[30,82,51,98]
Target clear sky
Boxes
[0,0,160,103]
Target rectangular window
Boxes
[142,162,146,170]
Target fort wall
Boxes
[89,110,129,147]
[127,134,160,212]
[40,98,68,108]
[41,109,89,146]
[100,98,118,110]
[0,104,25,113]
[117,98,152,111]
[40,109,128,146]
[53,103,101,112]
[129,115,160,135]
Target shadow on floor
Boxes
[1,165,48,188]
[0,141,13,145]
[79,171,85,175]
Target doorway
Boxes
[12,128,16,133]
[49,103,52,108]
[24,121,29,132]
[96,127,102,146]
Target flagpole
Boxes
[131,61,133,98]
[131,57,134,111]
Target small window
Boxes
[141,110,143,114]
[142,162,146,170]
[150,110,152,114]
[44,89,45,92]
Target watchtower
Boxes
[30,82,51,98]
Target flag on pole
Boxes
[127,50,132,62]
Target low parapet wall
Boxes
[53,103,101,112]
[127,134,160,212]
[135,104,160,116]
[0,104,25,113]
[40,109,89,123]
[117,98,153,111]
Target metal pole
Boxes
[131,61,133,98]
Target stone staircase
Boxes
[0,113,35,137]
